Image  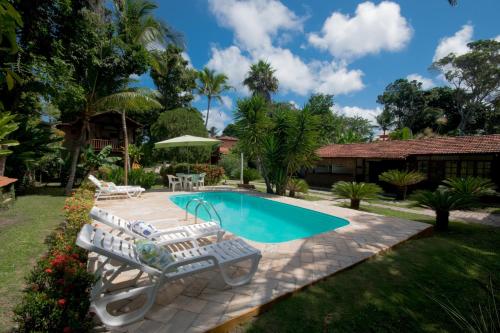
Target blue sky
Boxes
[136,0,500,132]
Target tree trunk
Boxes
[289,190,295,198]
[205,96,211,129]
[65,120,87,195]
[435,210,449,231]
[122,110,128,186]
[0,154,6,177]
[350,199,360,210]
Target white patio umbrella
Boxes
[154,135,221,173]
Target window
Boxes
[476,161,492,178]
[460,161,475,177]
[445,161,458,178]
[417,161,428,174]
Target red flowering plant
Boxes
[193,164,225,185]
[14,187,96,332]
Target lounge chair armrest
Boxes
[163,255,219,273]
[150,228,189,238]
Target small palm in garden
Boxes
[411,189,476,230]
[379,169,426,200]
[442,176,496,197]
[287,178,309,198]
[332,181,382,209]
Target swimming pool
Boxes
[170,191,349,243]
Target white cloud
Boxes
[206,46,251,94]
[206,0,366,97]
[129,74,140,80]
[433,24,473,61]
[289,100,299,109]
[220,95,233,109]
[314,61,365,95]
[208,0,302,51]
[406,73,435,90]
[201,108,232,131]
[308,1,412,59]
[495,35,500,42]
[334,105,382,123]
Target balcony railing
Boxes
[90,139,122,152]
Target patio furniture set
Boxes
[167,173,206,192]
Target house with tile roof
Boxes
[305,134,500,188]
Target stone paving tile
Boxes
[94,188,432,332]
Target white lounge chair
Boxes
[77,224,261,327]
[90,207,224,247]
[88,175,145,200]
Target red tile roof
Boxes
[317,134,500,159]
[0,176,17,187]
[217,136,238,154]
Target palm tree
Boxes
[412,189,475,230]
[0,112,19,176]
[243,60,279,102]
[375,109,394,136]
[196,67,231,129]
[379,169,426,200]
[115,0,181,47]
[332,181,382,209]
[287,178,309,198]
[442,176,496,197]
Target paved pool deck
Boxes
[93,187,432,333]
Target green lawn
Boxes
[0,189,66,331]
[243,205,500,333]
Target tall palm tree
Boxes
[243,60,279,102]
[196,67,231,129]
[115,0,181,47]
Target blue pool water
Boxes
[170,191,349,243]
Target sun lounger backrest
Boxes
[88,175,103,188]
[89,207,134,236]
[77,224,159,275]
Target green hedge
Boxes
[98,166,158,189]
[13,185,95,332]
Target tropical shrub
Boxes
[442,176,496,197]
[379,169,426,200]
[78,145,121,175]
[243,168,260,184]
[287,178,309,198]
[411,188,476,230]
[128,168,157,189]
[332,181,382,209]
[219,152,242,179]
[13,187,95,332]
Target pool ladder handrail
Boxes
[184,198,223,228]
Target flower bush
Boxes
[13,187,95,332]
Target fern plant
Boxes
[379,169,426,200]
[332,181,382,209]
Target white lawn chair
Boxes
[88,175,145,200]
[167,174,181,192]
[90,207,224,246]
[77,224,261,327]
[197,172,206,189]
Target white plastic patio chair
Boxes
[90,207,225,247]
[167,175,181,192]
[76,224,261,327]
[88,175,145,200]
[198,172,206,189]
